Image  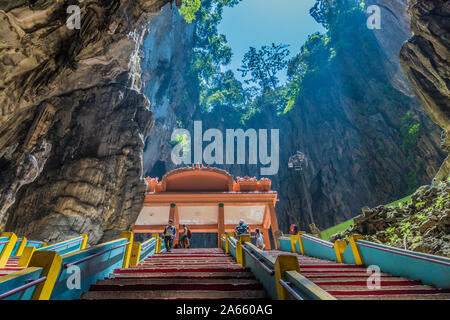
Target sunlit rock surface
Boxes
[331,181,450,257]
[0,0,174,244]
[400,0,450,182]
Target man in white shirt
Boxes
[255,228,265,250]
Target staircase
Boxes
[82,248,268,300]
[268,251,450,300]
[0,256,22,277]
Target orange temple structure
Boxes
[133,165,280,249]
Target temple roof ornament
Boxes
[145,165,273,193]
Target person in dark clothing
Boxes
[163,219,177,253]
[180,224,192,248]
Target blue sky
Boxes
[218,0,326,85]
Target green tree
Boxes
[238,43,290,91]
[189,0,242,84]
[200,70,254,125]
[179,0,202,23]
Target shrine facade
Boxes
[133,165,280,249]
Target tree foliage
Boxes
[179,0,202,23]
[238,43,290,91]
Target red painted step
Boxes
[299,264,366,269]
[267,250,450,300]
[328,288,450,296]
[114,267,249,273]
[314,280,423,287]
[81,248,268,300]
[89,283,263,291]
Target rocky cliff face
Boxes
[140,4,196,178]
[399,0,450,182]
[193,0,445,233]
[0,0,175,244]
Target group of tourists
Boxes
[162,218,265,252]
[163,220,192,253]
[235,219,265,250]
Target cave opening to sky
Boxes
[218,0,326,85]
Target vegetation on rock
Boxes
[331,181,450,257]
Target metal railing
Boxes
[279,279,303,300]
[301,234,334,248]
[241,245,274,275]
[63,242,129,269]
[357,240,450,266]
[141,239,157,252]
[0,277,47,300]
[28,241,45,245]
[228,238,236,249]
[41,237,84,252]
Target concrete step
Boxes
[301,272,394,277]
[337,293,450,300]
[299,264,366,269]
[328,288,450,297]
[305,274,399,279]
[81,248,268,300]
[162,249,224,253]
[147,255,229,258]
[300,269,378,273]
[140,260,237,266]
[114,267,249,274]
[265,249,450,300]
[81,290,267,300]
[314,279,422,287]
[144,257,234,261]
[89,282,264,292]
[109,272,256,279]
[97,278,260,285]
[320,284,438,290]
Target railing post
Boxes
[290,235,298,253]
[297,232,306,255]
[224,234,228,253]
[120,231,134,268]
[28,251,62,300]
[237,235,251,267]
[16,237,28,257]
[130,242,142,267]
[80,234,88,250]
[17,247,36,267]
[225,233,234,254]
[334,240,347,263]
[0,232,17,268]
[349,235,364,265]
[274,255,300,300]
[152,234,161,253]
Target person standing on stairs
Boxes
[235,219,250,239]
[255,228,265,250]
[163,219,177,253]
[180,224,192,248]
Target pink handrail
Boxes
[43,237,83,251]
[301,234,334,248]
[141,238,157,251]
[63,242,130,269]
[0,277,47,300]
